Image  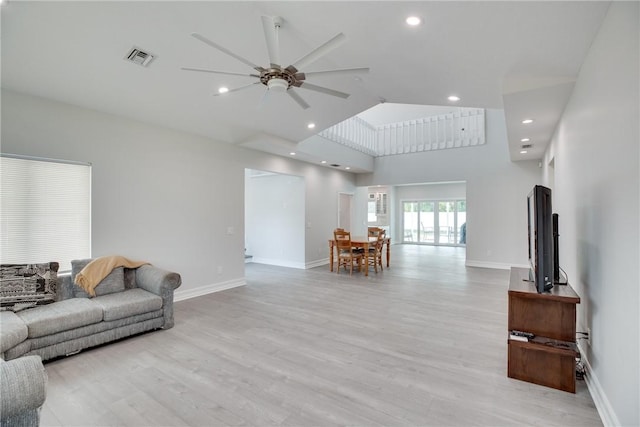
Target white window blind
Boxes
[1,155,91,272]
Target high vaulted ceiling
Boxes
[1,1,610,170]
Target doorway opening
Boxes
[244,169,306,268]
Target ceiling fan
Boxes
[181,16,369,110]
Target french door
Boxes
[402,199,466,246]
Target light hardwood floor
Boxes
[41,245,602,426]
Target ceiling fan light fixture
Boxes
[267,78,289,92]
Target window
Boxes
[1,155,91,272]
[367,192,388,225]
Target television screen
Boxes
[527,185,554,293]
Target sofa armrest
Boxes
[135,265,181,329]
[135,265,181,295]
[0,356,47,421]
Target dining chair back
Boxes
[368,227,385,237]
[333,229,362,275]
[365,230,386,273]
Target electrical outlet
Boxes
[587,327,591,347]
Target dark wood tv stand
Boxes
[507,267,580,393]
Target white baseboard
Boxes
[248,258,330,270]
[174,278,246,302]
[251,257,306,269]
[465,260,527,270]
[577,343,620,427]
[305,258,329,269]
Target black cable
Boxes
[555,265,569,285]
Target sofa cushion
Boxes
[92,288,162,322]
[0,263,58,311]
[71,259,124,298]
[0,311,28,353]
[16,298,103,338]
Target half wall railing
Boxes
[319,108,486,157]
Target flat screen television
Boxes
[527,185,554,293]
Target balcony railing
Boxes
[319,108,485,157]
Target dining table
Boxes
[328,235,391,276]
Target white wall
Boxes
[245,170,305,268]
[395,182,466,201]
[357,109,541,269]
[1,89,357,295]
[542,3,639,426]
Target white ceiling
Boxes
[1,1,610,171]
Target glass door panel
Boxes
[438,201,456,244]
[402,202,418,242]
[457,200,467,245]
[418,201,435,243]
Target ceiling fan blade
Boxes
[261,16,281,67]
[291,33,346,71]
[212,81,262,96]
[259,89,272,109]
[287,89,310,110]
[298,82,350,99]
[300,68,370,79]
[191,32,263,71]
[181,67,260,78]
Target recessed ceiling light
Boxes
[307,122,316,129]
[406,16,421,26]
[289,152,296,156]
[522,119,534,124]
[520,150,528,154]
[448,95,460,102]
[218,87,229,94]
[521,138,530,142]
[321,160,327,164]
[345,166,351,170]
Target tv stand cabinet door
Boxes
[508,340,576,393]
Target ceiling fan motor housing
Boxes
[260,66,301,92]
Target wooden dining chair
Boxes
[333,229,363,275]
[368,227,384,237]
[365,230,385,273]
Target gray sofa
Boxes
[0,355,47,427]
[0,260,181,362]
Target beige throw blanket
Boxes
[74,255,149,296]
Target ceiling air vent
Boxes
[124,47,155,67]
[330,164,341,168]
[521,144,532,149]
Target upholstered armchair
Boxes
[0,355,47,427]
